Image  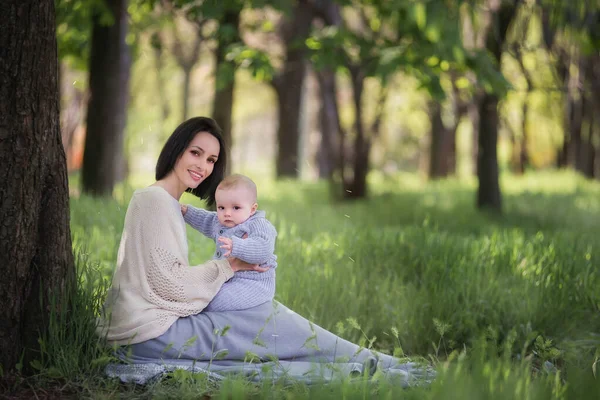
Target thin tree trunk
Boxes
[477,94,502,210]
[274,1,314,178]
[509,123,520,173]
[212,10,241,174]
[428,100,452,179]
[519,99,529,173]
[514,47,531,173]
[344,67,369,198]
[315,68,341,179]
[0,0,74,373]
[151,32,170,122]
[468,100,480,175]
[446,76,465,176]
[476,0,517,212]
[81,0,131,196]
[556,53,570,168]
[182,67,192,121]
[169,16,203,123]
[582,92,596,178]
[585,117,596,179]
[568,90,584,171]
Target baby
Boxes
[181,174,277,311]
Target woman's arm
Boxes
[138,190,265,305]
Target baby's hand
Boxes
[218,236,233,257]
[181,204,188,216]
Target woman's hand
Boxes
[227,257,269,273]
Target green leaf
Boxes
[213,349,229,360]
[425,25,440,43]
[244,351,261,363]
[412,3,427,31]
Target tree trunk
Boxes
[468,100,480,175]
[509,124,520,173]
[274,1,314,178]
[81,0,131,196]
[169,17,203,123]
[315,68,341,179]
[514,48,531,174]
[212,10,241,174]
[428,101,454,179]
[476,0,517,212]
[345,67,369,199]
[582,93,596,178]
[519,99,529,173]
[0,0,74,374]
[568,90,584,171]
[182,67,192,121]
[477,94,502,210]
[151,32,170,122]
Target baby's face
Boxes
[215,187,257,227]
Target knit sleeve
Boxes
[183,205,218,239]
[136,191,234,312]
[230,218,277,265]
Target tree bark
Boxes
[182,67,193,121]
[514,47,531,174]
[315,67,341,179]
[0,0,74,373]
[151,32,170,122]
[81,0,131,196]
[476,0,517,212]
[274,1,314,178]
[212,10,241,174]
[345,67,369,198]
[468,100,480,175]
[428,101,456,179]
[169,17,203,122]
[477,94,502,210]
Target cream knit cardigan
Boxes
[98,186,234,346]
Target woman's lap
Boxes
[125,301,397,368]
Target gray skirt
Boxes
[109,301,434,385]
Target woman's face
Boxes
[174,131,220,189]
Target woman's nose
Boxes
[196,158,206,170]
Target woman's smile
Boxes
[188,169,204,181]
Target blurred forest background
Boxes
[56,0,600,210]
[2,1,600,396]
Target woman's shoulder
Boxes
[130,186,178,209]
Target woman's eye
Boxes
[191,150,199,156]
[207,159,215,164]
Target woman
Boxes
[101,117,434,386]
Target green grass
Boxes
[10,170,599,399]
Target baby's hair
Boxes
[217,174,257,203]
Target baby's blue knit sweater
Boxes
[184,206,277,311]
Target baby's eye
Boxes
[234,206,241,210]
[217,206,224,210]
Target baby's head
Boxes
[215,174,258,227]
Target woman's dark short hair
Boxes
[156,117,227,206]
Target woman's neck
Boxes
[153,173,187,200]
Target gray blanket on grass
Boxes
[105,301,435,386]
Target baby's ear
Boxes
[251,202,258,214]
